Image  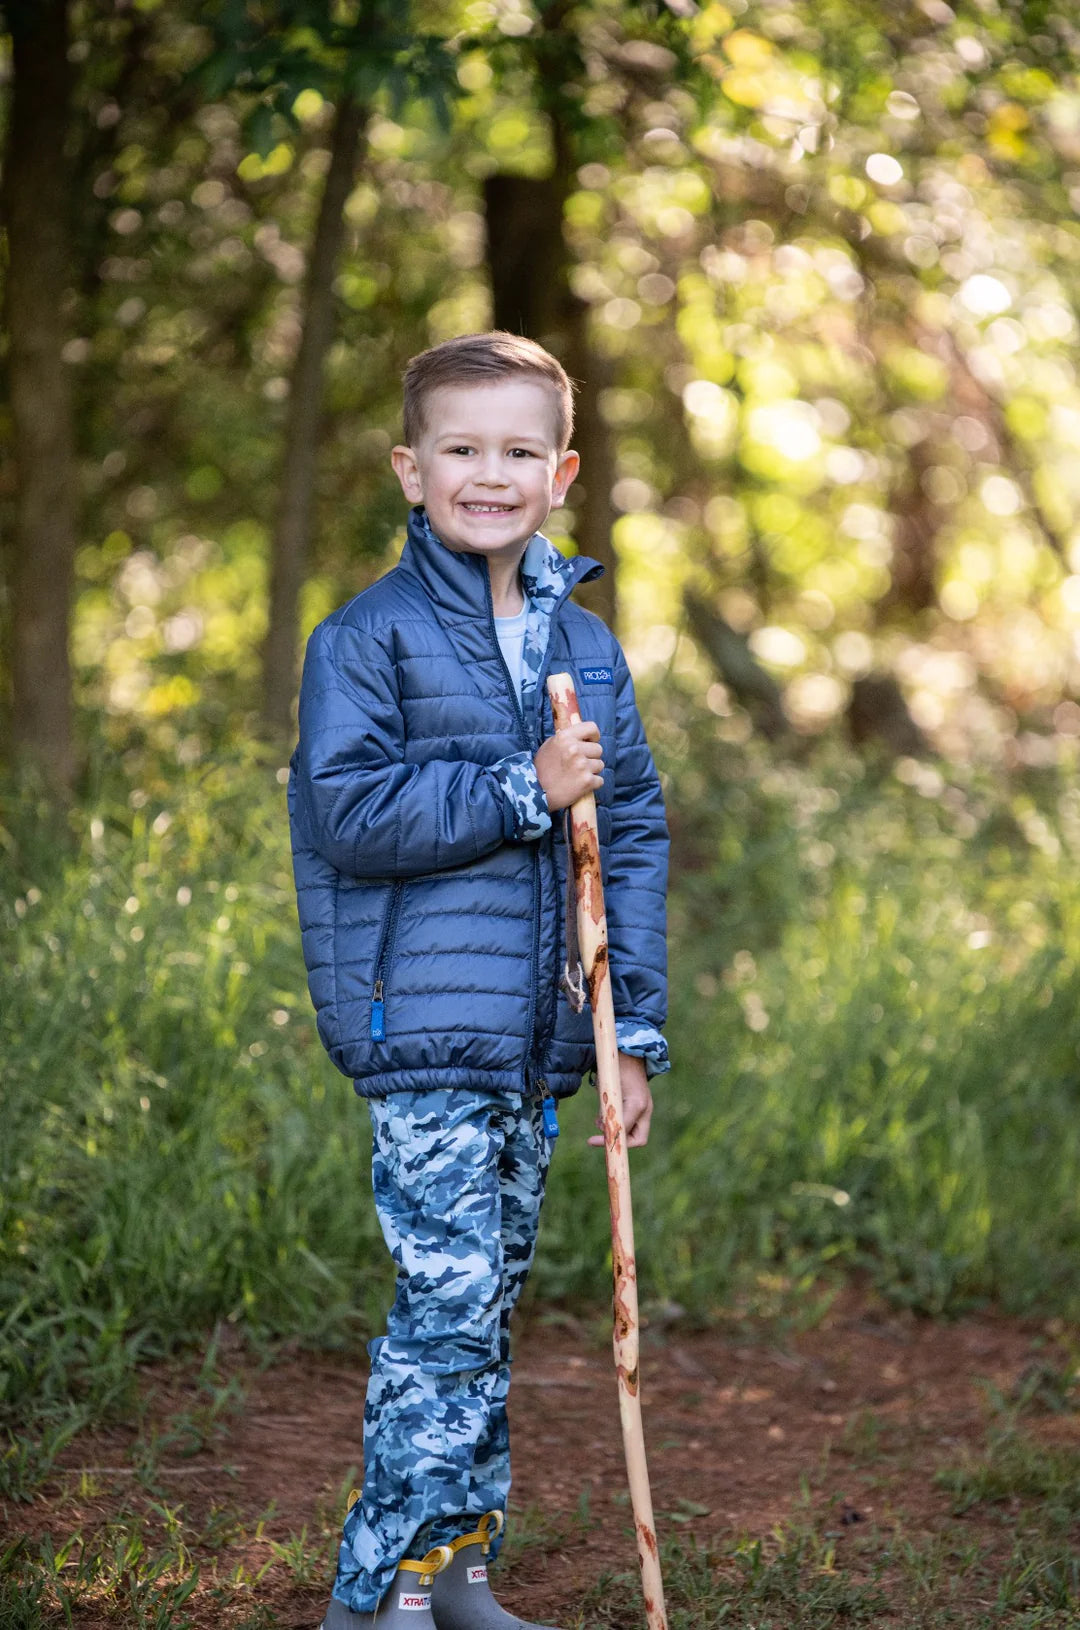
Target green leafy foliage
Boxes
[3,0,1076,765]
[193,0,464,136]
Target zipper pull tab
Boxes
[538,1080,559,1140]
[371,979,385,1042]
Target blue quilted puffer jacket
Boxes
[288,507,668,1100]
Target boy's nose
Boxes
[476,453,509,485]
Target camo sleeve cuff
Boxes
[490,750,552,843]
[615,1020,670,1078]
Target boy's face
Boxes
[391,378,579,571]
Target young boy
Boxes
[288,331,669,1629]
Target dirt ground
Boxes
[4,1290,1075,1627]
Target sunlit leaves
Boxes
[688,2,734,52]
[193,0,466,158]
[881,348,949,403]
[12,0,1080,763]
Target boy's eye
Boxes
[443,444,537,458]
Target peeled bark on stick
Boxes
[260,93,365,741]
[546,671,668,1630]
[3,0,79,791]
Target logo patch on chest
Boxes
[467,1564,488,1585]
[578,665,613,686]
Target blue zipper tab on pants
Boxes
[535,1076,558,1139]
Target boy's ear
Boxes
[549,448,580,509]
[391,444,424,503]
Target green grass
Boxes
[1,753,391,1480]
[938,1431,1080,1522]
[6,1511,1078,1629]
[7,728,1080,1459]
[574,1521,1080,1629]
[579,1532,891,1629]
[0,1523,201,1630]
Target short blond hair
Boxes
[402,331,574,450]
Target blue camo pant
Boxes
[332,1086,552,1613]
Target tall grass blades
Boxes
[6,738,1080,1449]
[1,755,389,1458]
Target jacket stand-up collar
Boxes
[398,506,602,624]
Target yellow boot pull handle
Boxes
[448,1508,506,1557]
[399,1545,454,1586]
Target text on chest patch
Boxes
[578,665,613,685]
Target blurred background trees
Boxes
[4,0,1080,789]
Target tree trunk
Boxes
[483,170,619,631]
[876,429,939,618]
[848,674,927,758]
[682,589,790,741]
[3,0,79,793]
[260,94,365,741]
[560,295,618,631]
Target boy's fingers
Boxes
[567,718,601,741]
[556,721,601,747]
[587,1104,652,1147]
[626,1104,653,1147]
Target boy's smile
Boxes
[391,379,579,590]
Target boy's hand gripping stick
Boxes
[546,673,668,1630]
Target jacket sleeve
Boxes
[604,648,670,1073]
[291,620,548,879]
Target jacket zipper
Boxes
[483,569,542,1090]
[370,880,405,1041]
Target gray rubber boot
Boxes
[320,1546,454,1630]
[429,1513,562,1630]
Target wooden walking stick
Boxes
[546,672,668,1630]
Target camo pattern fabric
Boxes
[518,529,576,720]
[489,748,551,842]
[330,1086,551,1614]
[614,1018,670,1077]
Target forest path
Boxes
[6,1293,1073,1627]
